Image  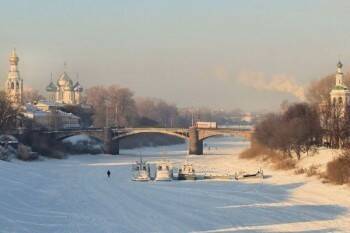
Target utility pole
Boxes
[191,108,194,127]
[115,104,118,128]
[106,107,109,127]
[105,100,110,127]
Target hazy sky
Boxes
[1,0,350,111]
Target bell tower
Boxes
[5,49,23,105]
[330,61,350,112]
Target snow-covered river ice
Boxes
[1,136,349,233]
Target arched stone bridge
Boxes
[35,127,252,155]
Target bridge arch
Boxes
[111,130,188,156]
[57,133,104,143]
[112,130,189,141]
[199,132,251,142]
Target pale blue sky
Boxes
[1,0,350,111]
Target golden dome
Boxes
[57,72,73,89]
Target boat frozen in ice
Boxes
[155,161,172,181]
[234,168,264,180]
[178,162,197,180]
[203,173,235,180]
[132,157,150,182]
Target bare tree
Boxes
[85,85,138,127]
[108,86,138,127]
[282,103,322,159]
[0,91,20,131]
[254,113,289,154]
[135,97,178,127]
[254,103,322,160]
[85,86,107,128]
[320,100,350,148]
[306,72,350,105]
[22,88,45,104]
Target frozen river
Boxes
[0,136,349,233]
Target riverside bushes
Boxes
[253,103,322,160]
[239,142,271,159]
[327,151,350,185]
[240,142,296,170]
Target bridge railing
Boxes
[118,127,188,131]
[27,126,253,134]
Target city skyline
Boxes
[1,0,350,111]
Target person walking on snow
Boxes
[107,170,111,178]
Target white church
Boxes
[3,50,81,129]
[330,61,350,109]
[46,71,83,105]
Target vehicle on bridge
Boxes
[155,161,173,181]
[132,157,151,182]
[195,121,217,129]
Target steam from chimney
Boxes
[238,71,305,101]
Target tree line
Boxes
[0,84,249,131]
[83,85,247,128]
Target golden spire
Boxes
[9,48,19,65]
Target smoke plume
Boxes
[238,71,305,101]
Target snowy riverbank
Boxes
[1,136,350,233]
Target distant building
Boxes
[34,100,61,111]
[241,113,252,123]
[319,61,350,117]
[4,49,23,105]
[23,102,80,130]
[330,61,350,111]
[46,71,83,105]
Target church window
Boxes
[339,97,343,104]
[16,82,19,89]
[11,82,14,89]
[333,97,336,105]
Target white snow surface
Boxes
[1,137,350,233]
[62,134,99,144]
